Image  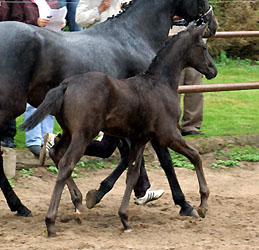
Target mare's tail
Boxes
[22,85,67,131]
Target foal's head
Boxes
[176,23,217,80]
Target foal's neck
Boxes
[145,36,190,90]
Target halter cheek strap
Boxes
[195,5,213,26]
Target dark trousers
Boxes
[85,134,150,197]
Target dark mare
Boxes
[0,0,217,221]
[23,23,217,235]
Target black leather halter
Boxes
[196,0,214,25]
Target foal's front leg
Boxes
[118,144,145,232]
[167,132,209,218]
[46,135,89,237]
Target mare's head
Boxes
[183,23,217,79]
[174,0,218,37]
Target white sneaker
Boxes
[96,131,104,141]
[39,133,56,166]
[134,189,164,205]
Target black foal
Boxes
[23,23,217,236]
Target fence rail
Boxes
[169,30,259,93]
[169,30,259,38]
[178,82,259,93]
[212,31,259,38]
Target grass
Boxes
[180,56,259,137]
[170,145,259,170]
[14,58,259,148]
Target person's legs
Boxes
[61,0,82,31]
[133,158,164,205]
[24,104,42,156]
[40,115,54,145]
[133,158,150,198]
[180,67,204,134]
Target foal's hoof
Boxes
[86,189,99,209]
[48,231,57,238]
[197,207,208,218]
[15,206,32,217]
[73,210,82,225]
[124,228,132,233]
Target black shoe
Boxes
[181,130,204,136]
[1,138,16,148]
[28,145,41,157]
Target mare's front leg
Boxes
[167,131,209,218]
[0,145,32,217]
[118,144,145,232]
[151,139,198,217]
[46,134,89,237]
[86,138,131,209]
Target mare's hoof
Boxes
[15,206,32,217]
[197,207,208,218]
[86,189,99,209]
[124,228,132,233]
[73,210,82,225]
[179,206,198,218]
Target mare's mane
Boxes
[107,0,135,21]
[145,28,188,74]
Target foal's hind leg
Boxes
[46,133,90,237]
[151,139,198,217]
[118,144,145,232]
[167,132,209,218]
[49,134,83,224]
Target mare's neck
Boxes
[114,0,176,51]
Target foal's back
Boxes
[61,68,180,142]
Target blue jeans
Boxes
[58,0,82,31]
[24,104,54,147]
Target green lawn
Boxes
[14,59,259,148]
[200,59,259,137]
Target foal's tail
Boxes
[22,85,67,131]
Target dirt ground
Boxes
[0,149,259,250]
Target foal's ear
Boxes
[192,23,208,39]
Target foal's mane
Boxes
[144,29,188,74]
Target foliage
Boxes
[19,168,34,178]
[170,151,194,170]
[46,158,114,178]
[207,0,259,59]
[8,178,14,188]
[47,166,58,174]
[211,146,259,169]
[47,165,79,178]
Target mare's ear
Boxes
[190,23,208,39]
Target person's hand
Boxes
[98,0,111,14]
[37,17,50,27]
[61,19,66,29]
